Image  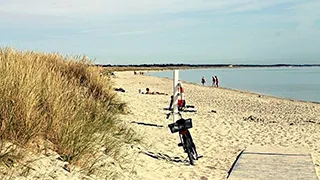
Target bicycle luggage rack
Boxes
[168,118,193,133]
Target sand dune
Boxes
[3,70,319,179]
[114,71,320,180]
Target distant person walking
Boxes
[212,76,216,87]
[215,76,219,87]
[201,76,206,86]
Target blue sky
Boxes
[0,0,319,65]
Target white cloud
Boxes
[1,0,319,64]
[0,0,103,16]
[0,0,311,31]
[216,0,293,13]
[0,0,302,16]
[294,0,320,30]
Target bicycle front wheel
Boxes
[186,131,198,161]
[186,144,195,165]
[184,136,197,165]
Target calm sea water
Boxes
[150,67,320,103]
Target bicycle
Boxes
[166,112,198,165]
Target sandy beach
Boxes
[113,71,320,180]
[2,70,320,180]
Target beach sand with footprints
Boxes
[113,71,320,180]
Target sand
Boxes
[2,70,320,180]
[113,71,320,180]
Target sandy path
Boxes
[113,71,320,180]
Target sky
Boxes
[0,0,319,65]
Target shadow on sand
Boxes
[131,145,203,166]
[131,121,164,128]
[141,150,191,165]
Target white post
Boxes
[173,70,179,122]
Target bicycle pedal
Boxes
[178,143,183,147]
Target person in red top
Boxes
[214,76,219,87]
[168,81,186,111]
[177,81,186,110]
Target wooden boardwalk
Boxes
[227,146,319,180]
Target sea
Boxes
[150,67,320,103]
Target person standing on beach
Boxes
[201,76,206,86]
[215,76,219,87]
[212,76,216,87]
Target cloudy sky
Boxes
[0,0,319,64]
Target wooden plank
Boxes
[227,146,319,180]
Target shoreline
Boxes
[141,70,320,105]
[203,85,320,105]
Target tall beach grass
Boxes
[0,47,137,175]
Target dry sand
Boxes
[2,70,320,180]
[113,71,320,180]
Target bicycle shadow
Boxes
[141,150,191,165]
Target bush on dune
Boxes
[0,47,136,170]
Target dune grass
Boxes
[0,47,138,176]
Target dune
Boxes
[113,71,320,180]
[2,70,319,179]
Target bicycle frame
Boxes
[179,130,192,148]
[179,130,189,151]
